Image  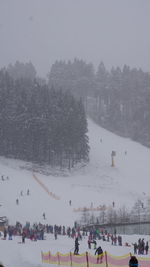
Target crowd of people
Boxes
[133,238,149,255]
[1,220,149,252]
[1,222,80,243]
[0,219,147,267]
[84,227,123,250]
[73,231,139,267]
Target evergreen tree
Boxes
[0,70,89,168]
[7,61,36,81]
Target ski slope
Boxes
[0,118,150,226]
[0,118,150,266]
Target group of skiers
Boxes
[133,238,149,255]
[74,235,139,267]
[3,226,14,240]
[2,222,45,242]
[111,234,122,246]
[20,189,29,196]
[86,232,122,253]
[85,227,123,248]
[74,236,104,263]
[1,219,149,261]
[16,189,30,205]
[1,222,80,243]
[1,175,9,181]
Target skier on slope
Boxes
[22,231,26,243]
[74,237,79,255]
[145,241,149,255]
[95,246,103,263]
[27,189,30,195]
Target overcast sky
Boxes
[0,0,150,77]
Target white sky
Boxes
[0,0,150,77]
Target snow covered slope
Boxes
[0,118,150,226]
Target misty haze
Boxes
[0,1,150,267]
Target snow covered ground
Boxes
[0,118,150,266]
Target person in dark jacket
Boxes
[22,231,26,243]
[54,230,57,240]
[74,237,79,255]
[129,256,138,267]
[145,241,149,255]
[95,246,103,263]
[3,228,7,239]
[132,242,138,254]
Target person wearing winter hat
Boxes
[129,256,138,267]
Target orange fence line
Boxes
[73,207,107,212]
[33,174,60,200]
[41,251,150,267]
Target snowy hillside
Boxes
[0,118,150,267]
[0,118,150,226]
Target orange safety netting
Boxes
[41,251,150,267]
[33,174,60,200]
[106,252,130,267]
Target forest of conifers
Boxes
[0,58,150,168]
[0,64,89,168]
[48,59,150,147]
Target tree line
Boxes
[80,199,150,226]
[0,67,89,168]
[1,58,150,167]
[48,59,150,147]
